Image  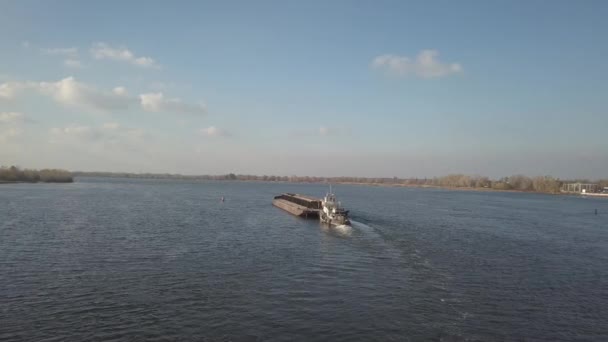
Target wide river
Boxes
[1,177,607,341]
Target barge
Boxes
[272,193,321,218]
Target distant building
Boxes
[561,183,598,193]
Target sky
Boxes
[1,0,607,178]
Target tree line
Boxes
[0,166,73,183]
[73,171,608,194]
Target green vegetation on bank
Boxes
[74,171,608,194]
[0,166,73,183]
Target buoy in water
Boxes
[221,197,225,202]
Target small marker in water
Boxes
[221,196,225,202]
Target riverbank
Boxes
[0,166,73,183]
[74,174,573,196]
[333,181,535,193]
[77,171,602,195]
[0,180,74,184]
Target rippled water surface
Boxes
[1,177,607,341]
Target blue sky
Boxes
[1,1,607,178]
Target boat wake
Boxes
[348,219,407,260]
[320,222,352,237]
[349,220,377,235]
[334,224,352,230]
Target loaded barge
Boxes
[272,193,321,218]
[273,189,352,226]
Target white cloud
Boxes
[64,59,84,69]
[134,57,156,67]
[0,112,25,124]
[0,77,133,111]
[38,77,135,111]
[140,92,206,115]
[41,47,79,58]
[91,42,160,68]
[1,77,205,115]
[0,81,29,99]
[112,86,128,96]
[21,41,30,48]
[319,126,330,136]
[0,82,28,100]
[200,126,229,137]
[371,50,462,79]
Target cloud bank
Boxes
[39,77,134,110]
[372,50,462,78]
[200,126,229,137]
[0,77,205,115]
[91,43,160,68]
[140,92,206,115]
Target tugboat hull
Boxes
[320,218,351,226]
[319,187,351,226]
[319,210,351,226]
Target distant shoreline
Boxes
[0,180,73,184]
[330,181,530,193]
[1,168,598,196]
[73,174,573,196]
[0,167,74,184]
[358,183,605,197]
[5,173,602,197]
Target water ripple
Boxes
[1,178,607,341]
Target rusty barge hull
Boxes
[272,193,321,218]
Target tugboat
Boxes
[320,186,351,226]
